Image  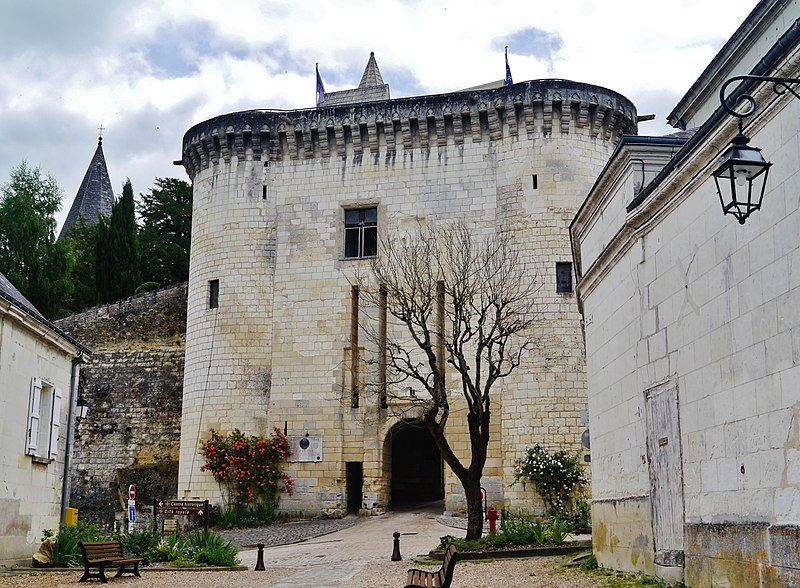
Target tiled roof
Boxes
[0,271,43,317]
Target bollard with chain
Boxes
[391,531,402,561]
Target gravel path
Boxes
[220,517,360,549]
[0,512,617,587]
[343,555,607,588]
[0,557,611,588]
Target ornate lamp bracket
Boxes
[720,75,800,132]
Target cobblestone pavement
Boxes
[220,517,360,549]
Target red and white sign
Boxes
[128,485,136,500]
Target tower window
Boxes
[556,262,573,293]
[344,207,378,259]
[209,279,219,309]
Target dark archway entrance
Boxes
[388,421,444,507]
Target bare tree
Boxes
[359,221,539,540]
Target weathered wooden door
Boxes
[645,381,685,568]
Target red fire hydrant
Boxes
[486,508,499,534]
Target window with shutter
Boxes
[26,377,58,461]
[26,377,42,455]
[48,387,62,460]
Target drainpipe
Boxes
[60,352,86,524]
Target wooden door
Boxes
[645,381,685,567]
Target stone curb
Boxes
[427,540,592,561]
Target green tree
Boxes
[96,179,140,303]
[139,177,192,286]
[0,162,72,318]
[62,217,99,312]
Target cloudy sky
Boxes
[1,0,760,231]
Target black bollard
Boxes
[391,531,402,561]
[255,543,265,571]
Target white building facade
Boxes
[0,274,87,563]
[571,1,800,585]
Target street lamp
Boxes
[76,393,89,420]
[713,75,799,223]
[712,132,771,224]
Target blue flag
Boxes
[505,47,513,86]
[316,63,326,106]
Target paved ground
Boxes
[0,503,615,588]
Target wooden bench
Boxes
[404,543,460,588]
[78,540,143,583]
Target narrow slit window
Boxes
[532,174,538,190]
[556,262,573,293]
[262,185,267,200]
[209,279,219,308]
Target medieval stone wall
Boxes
[55,283,186,525]
[178,79,636,516]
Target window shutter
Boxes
[26,377,42,455]
[48,386,63,460]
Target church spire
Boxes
[58,135,114,241]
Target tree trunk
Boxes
[463,476,485,540]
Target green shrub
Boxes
[145,533,187,563]
[134,281,160,295]
[214,499,278,530]
[500,513,536,544]
[513,444,587,514]
[46,520,110,567]
[580,553,598,571]
[115,527,160,561]
[530,521,548,545]
[200,428,293,510]
[548,516,575,543]
[185,530,239,567]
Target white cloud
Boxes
[0,0,760,230]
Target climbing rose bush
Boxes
[513,444,587,515]
[200,428,293,509]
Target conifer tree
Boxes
[139,177,192,287]
[62,217,99,312]
[96,179,141,303]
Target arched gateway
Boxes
[386,421,443,507]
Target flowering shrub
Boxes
[513,444,587,515]
[200,428,293,511]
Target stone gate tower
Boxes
[177,55,637,516]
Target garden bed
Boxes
[428,539,591,561]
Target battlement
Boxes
[179,79,637,179]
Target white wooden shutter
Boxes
[48,386,63,460]
[26,377,42,455]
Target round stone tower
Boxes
[177,63,636,516]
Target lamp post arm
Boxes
[720,75,800,131]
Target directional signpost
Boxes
[154,499,210,532]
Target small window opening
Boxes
[209,279,219,308]
[556,262,573,293]
[532,174,538,190]
[344,207,378,259]
[262,185,267,200]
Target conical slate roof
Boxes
[358,52,385,89]
[319,52,390,107]
[58,137,114,241]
